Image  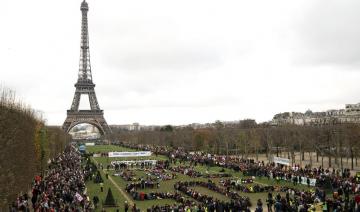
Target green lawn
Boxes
[254,176,310,190]
[85,165,125,211]
[84,145,314,212]
[86,145,136,153]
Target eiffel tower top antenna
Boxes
[78,0,92,84]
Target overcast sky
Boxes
[1,0,360,125]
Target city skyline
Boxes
[1,0,360,125]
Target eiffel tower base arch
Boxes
[63,110,111,135]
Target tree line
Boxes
[110,120,360,170]
[0,87,71,209]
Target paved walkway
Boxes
[107,174,134,205]
[92,158,134,205]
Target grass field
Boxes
[86,145,136,153]
[85,166,126,211]
[85,145,313,212]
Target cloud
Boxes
[1,0,360,126]
[93,17,226,72]
[104,44,224,71]
[295,0,360,67]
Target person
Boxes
[267,192,274,212]
[274,199,282,212]
[293,176,298,185]
[100,182,104,192]
[286,191,290,203]
[124,201,129,212]
[255,199,263,212]
[93,196,99,208]
[132,203,137,212]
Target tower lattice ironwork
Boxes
[63,0,111,135]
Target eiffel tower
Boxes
[63,0,111,135]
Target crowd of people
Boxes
[115,170,137,181]
[116,167,175,183]
[125,180,159,192]
[174,181,252,211]
[146,167,176,181]
[10,145,93,211]
[220,178,277,193]
[169,166,231,179]
[127,190,182,202]
[112,160,156,170]
[120,142,358,189]
[11,140,360,211]
[170,166,203,178]
[118,142,360,211]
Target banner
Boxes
[85,142,95,146]
[299,177,317,186]
[108,151,152,157]
[75,192,83,202]
[273,156,290,166]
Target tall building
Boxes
[272,102,360,126]
[63,0,111,135]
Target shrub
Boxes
[104,188,117,207]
